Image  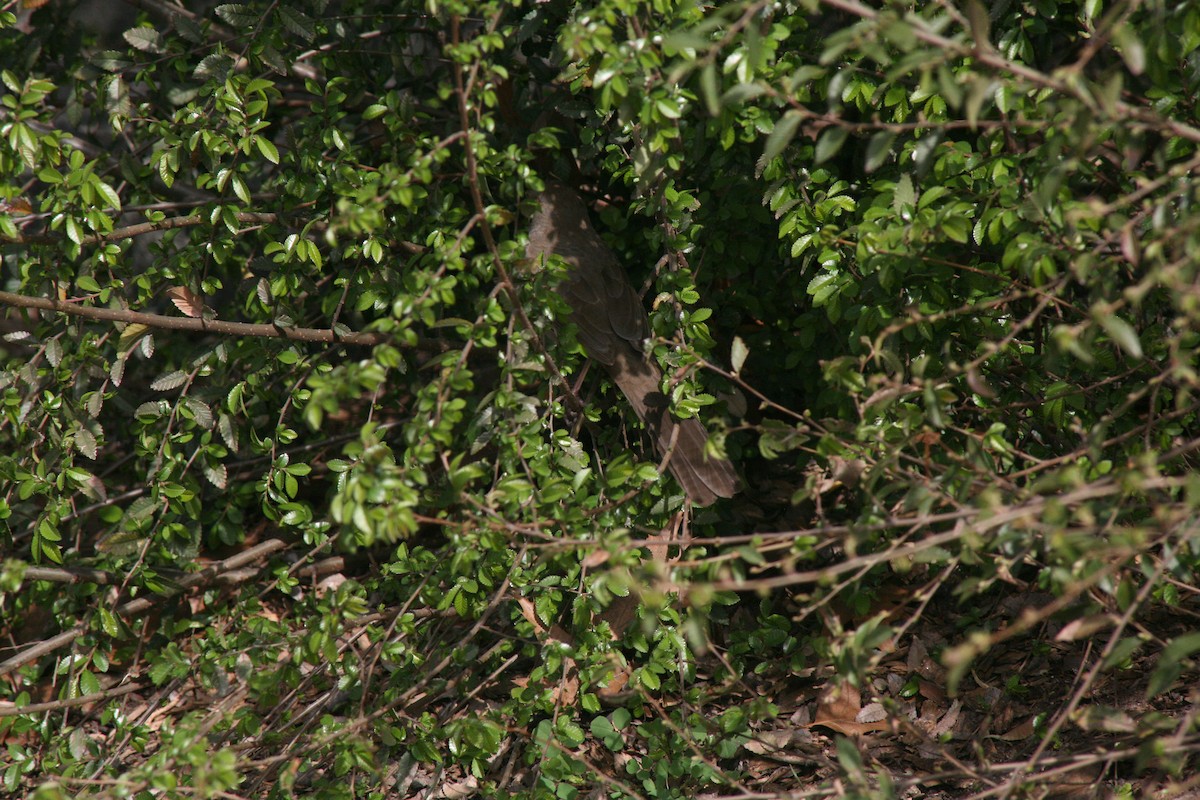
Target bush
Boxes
[2,0,1199,797]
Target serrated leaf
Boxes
[893,173,916,213]
[231,174,250,203]
[204,461,228,489]
[97,532,141,556]
[65,216,83,244]
[184,396,214,429]
[75,428,98,459]
[215,3,258,27]
[46,337,62,367]
[123,27,165,54]
[194,54,234,81]
[151,370,188,391]
[278,6,315,42]
[256,278,273,307]
[258,45,289,75]
[135,401,165,419]
[174,14,204,43]
[110,355,127,386]
[92,50,133,72]
[166,286,210,318]
[219,413,239,452]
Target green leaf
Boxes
[123,27,165,54]
[761,110,803,165]
[194,54,234,80]
[814,126,848,164]
[1097,313,1143,358]
[91,178,122,211]
[254,136,280,164]
[215,4,258,27]
[278,6,316,42]
[1147,632,1200,697]
[864,131,894,172]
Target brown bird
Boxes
[526,183,738,506]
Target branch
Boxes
[820,0,1200,144]
[0,539,288,677]
[0,290,386,346]
[3,211,283,247]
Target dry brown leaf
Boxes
[515,596,546,637]
[581,548,610,568]
[1071,705,1136,733]
[596,654,631,699]
[857,702,887,724]
[932,699,961,736]
[742,729,797,755]
[812,718,890,735]
[438,775,479,799]
[918,679,946,702]
[558,672,579,707]
[166,286,213,319]
[1055,614,1113,642]
[0,196,34,214]
[815,681,861,724]
[315,573,346,596]
[810,681,889,733]
[998,715,1038,741]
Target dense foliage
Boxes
[2,0,1199,797]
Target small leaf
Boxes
[45,337,62,367]
[75,428,98,459]
[761,110,803,165]
[1147,631,1200,697]
[864,131,894,173]
[255,136,279,164]
[964,0,991,47]
[123,27,165,54]
[183,396,214,429]
[730,336,749,375]
[151,370,188,391]
[1097,313,1142,358]
[166,286,211,318]
[814,126,848,164]
[893,173,916,213]
[91,179,121,211]
[278,6,316,42]
[0,196,34,214]
[194,54,234,81]
[215,4,258,27]
[218,413,239,452]
[1111,25,1145,75]
[204,462,228,489]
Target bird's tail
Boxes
[609,352,738,506]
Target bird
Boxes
[526,182,738,506]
